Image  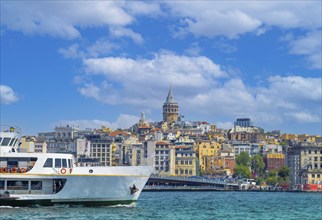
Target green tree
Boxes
[278,166,290,181]
[236,152,250,166]
[266,176,279,186]
[250,155,265,176]
[233,164,251,178]
[255,176,265,185]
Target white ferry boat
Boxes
[0,126,153,206]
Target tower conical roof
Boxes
[165,84,177,103]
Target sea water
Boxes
[1,192,321,220]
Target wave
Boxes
[109,203,136,208]
[0,206,18,209]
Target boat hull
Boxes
[0,166,152,206]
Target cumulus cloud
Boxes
[0,85,19,105]
[1,1,160,40]
[56,114,140,130]
[59,39,116,59]
[166,1,321,38]
[77,51,321,125]
[109,27,144,45]
[289,30,322,69]
[216,121,234,129]
[79,52,227,107]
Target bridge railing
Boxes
[149,174,227,185]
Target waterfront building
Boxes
[287,142,322,185]
[34,140,47,153]
[85,134,114,166]
[198,141,221,174]
[170,145,196,176]
[163,85,179,123]
[264,153,285,171]
[19,136,36,153]
[38,125,94,155]
[155,141,171,175]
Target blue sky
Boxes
[1,1,321,135]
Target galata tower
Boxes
[163,85,179,123]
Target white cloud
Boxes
[78,51,321,126]
[0,85,19,105]
[109,27,144,45]
[286,112,320,123]
[80,52,227,106]
[57,114,140,130]
[1,1,159,40]
[289,30,322,69]
[216,121,234,129]
[166,1,321,38]
[59,39,116,59]
[184,10,261,39]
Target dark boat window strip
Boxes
[9,138,15,146]
[1,138,11,146]
[43,158,53,168]
[55,158,61,168]
[13,138,19,147]
[62,159,67,168]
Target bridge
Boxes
[145,174,239,191]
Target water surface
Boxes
[1,192,321,220]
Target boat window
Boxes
[0,137,2,145]
[62,159,67,168]
[44,158,53,168]
[31,181,42,190]
[7,181,28,190]
[1,138,11,146]
[0,180,4,190]
[13,138,19,147]
[55,158,61,168]
[68,159,72,168]
[9,138,15,146]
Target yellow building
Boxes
[198,141,221,174]
[170,146,196,176]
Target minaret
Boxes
[163,84,179,123]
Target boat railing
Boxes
[0,125,21,134]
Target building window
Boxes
[312,174,315,178]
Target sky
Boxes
[0,1,321,136]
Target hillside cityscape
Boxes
[19,87,322,191]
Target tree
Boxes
[250,155,265,176]
[233,164,251,178]
[236,152,250,166]
[278,166,290,181]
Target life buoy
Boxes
[60,168,67,174]
[20,167,27,173]
[0,167,6,173]
[10,167,17,173]
[69,168,73,174]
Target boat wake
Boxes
[0,206,18,209]
[109,203,137,208]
